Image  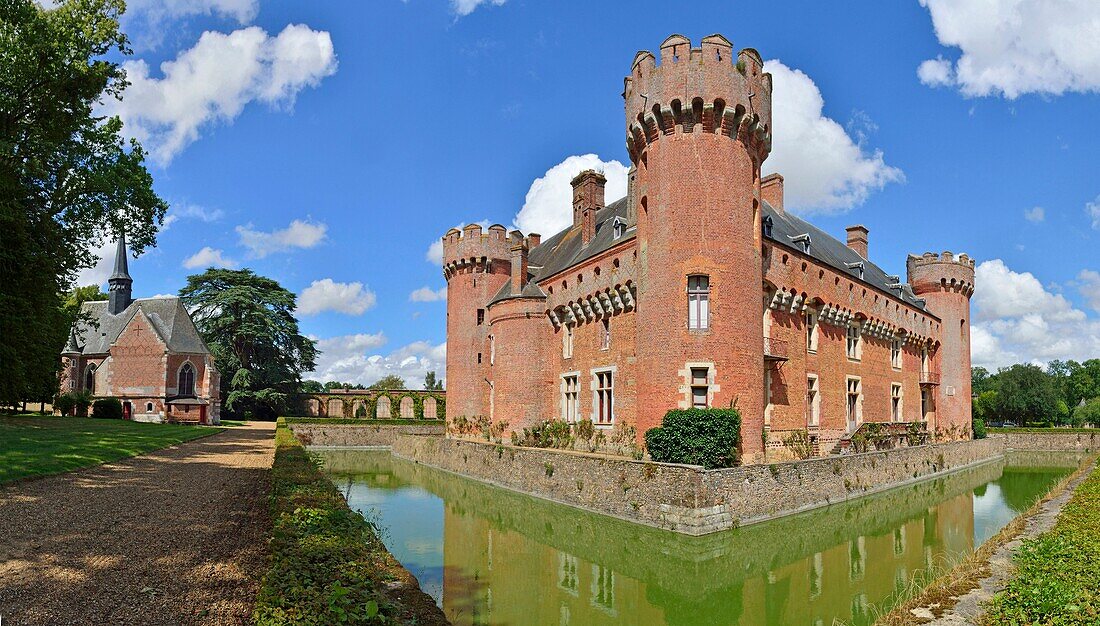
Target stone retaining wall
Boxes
[392,434,1003,535]
[289,423,444,448]
[990,431,1100,453]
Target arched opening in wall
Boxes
[691,97,704,130]
[308,398,321,416]
[641,151,648,169]
[84,364,96,394]
[670,99,683,128]
[640,196,648,215]
[960,318,966,341]
[146,402,154,412]
[178,362,195,397]
[354,401,367,418]
[376,396,391,418]
[400,397,415,418]
[714,99,726,133]
[424,397,438,419]
[328,398,342,417]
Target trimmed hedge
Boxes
[253,419,440,624]
[91,397,124,419]
[282,417,444,426]
[644,408,742,469]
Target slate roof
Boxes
[65,297,211,356]
[490,194,925,311]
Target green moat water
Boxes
[316,449,1083,626]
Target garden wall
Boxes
[392,434,1002,535]
[990,431,1100,453]
[289,423,445,448]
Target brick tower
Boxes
[625,34,773,461]
[442,224,513,420]
[907,252,975,439]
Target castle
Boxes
[60,234,221,424]
[441,34,974,463]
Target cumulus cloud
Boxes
[1087,195,1100,230]
[183,246,238,269]
[971,259,1100,368]
[237,219,326,258]
[1076,269,1100,313]
[513,154,629,236]
[1023,206,1045,223]
[451,0,506,16]
[763,60,904,214]
[105,24,337,164]
[128,0,258,25]
[308,334,446,389]
[917,0,1100,98]
[298,279,376,316]
[74,240,117,288]
[410,286,447,302]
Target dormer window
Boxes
[612,217,626,240]
[789,233,811,253]
[846,261,865,280]
[762,215,773,238]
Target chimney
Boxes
[509,231,528,293]
[527,233,541,248]
[571,169,606,245]
[846,225,869,258]
[761,173,784,212]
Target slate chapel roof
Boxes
[64,297,211,356]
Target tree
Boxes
[1067,360,1100,410]
[300,380,324,393]
[1072,398,1100,428]
[972,366,995,395]
[993,364,1062,426]
[1,0,166,408]
[369,375,406,391]
[180,269,317,420]
[424,371,443,391]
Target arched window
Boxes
[178,362,195,397]
[84,364,96,393]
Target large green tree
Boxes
[369,375,406,391]
[1,0,166,407]
[993,364,1063,426]
[180,269,317,420]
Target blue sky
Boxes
[74,0,1100,385]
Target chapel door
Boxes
[123,402,132,420]
[200,405,208,425]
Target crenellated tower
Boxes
[442,224,514,420]
[907,252,976,439]
[625,34,774,460]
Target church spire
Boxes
[107,230,133,315]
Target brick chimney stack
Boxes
[571,169,606,245]
[509,231,528,293]
[761,173,784,213]
[846,225,869,258]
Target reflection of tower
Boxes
[907,252,976,439]
[625,35,773,461]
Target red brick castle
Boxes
[442,34,974,463]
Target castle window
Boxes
[561,374,579,423]
[476,308,484,325]
[805,310,819,353]
[846,377,862,431]
[846,323,862,361]
[562,324,574,359]
[762,215,773,238]
[477,352,482,364]
[687,275,710,330]
[146,402,154,412]
[601,318,610,350]
[764,369,773,426]
[594,369,614,425]
[891,384,903,421]
[921,387,932,421]
[613,218,626,239]
[178,362,195,397]
[691,367,710,408]
[806,375,820,426]
[891,339,903,369]
[489,335,495,365]
[84,364,96,393]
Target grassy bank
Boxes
[0,416,219,484]
[989,427,1100,434]
[982,463,1100,624]
[282,417,444,426]
[252,419,445,625]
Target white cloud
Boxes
[127,0,258,25]
[513,154,629,236]
[183,246,238,269]
[1087,195,1100,230]
[971,259,1100,368]
[106,24,337,164]
[917,0,1100,98]
[1076,270,1100,313]
[426,219,491,266]
[410,286,447,302]
[307,334,446,389]
[451,0,506,16]
[74,240,117,288]
[1023,206,1045,223]
[236,219,326,258]
[298,279,376,316]
[763,60,904,214]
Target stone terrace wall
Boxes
[393,434,1003,535]
[291,424,445,448]
[991,431,1100,453]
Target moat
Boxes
[316,449,1084,626]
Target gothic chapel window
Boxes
[178,363,196,397]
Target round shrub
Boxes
[54,392,77,416]
[972,416,987,439]
[645,408,742,469]
[92,397,124,419]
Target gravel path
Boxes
[0,422,275,626]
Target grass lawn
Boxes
[982,463,1100,624]
[0,415,221,484]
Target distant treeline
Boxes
[973,360,1100,427]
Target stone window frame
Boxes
[846,375,863,431]
[560,371,580,423]
[806,374,820,426]
[590,365,616,427]
[687,274,710,330]
[562,323,575,359]
[678,362,719,410]
[764,368,773,426]
[805,309,819,354]
[83,363,97,393]
[146,401,154,412]
[890,338,903,370]
[489,334,495,366]
[891,383,903,422]
[176,359,197,397]
[600,318,611,351]
[846,322,863,361]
